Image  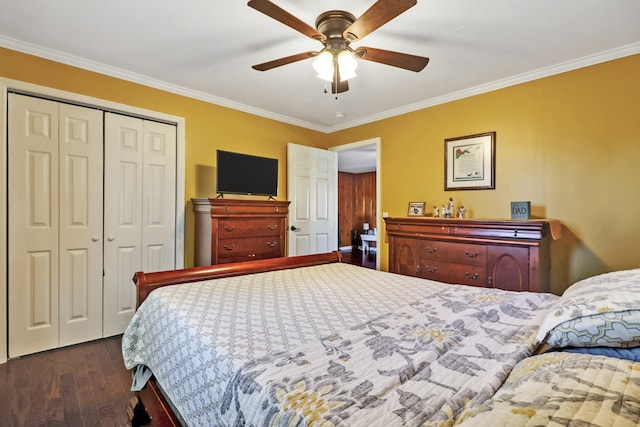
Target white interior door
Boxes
[58,103,104,347]
[8,94,103,357]
[1,79,186,363]
[103,113,176,336]
[103,113,143,336]
[141,120,176,272]
[8,95,60,357]
[287,143,338,256]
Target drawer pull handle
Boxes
[267,225,278,230]
[224,225,236,232]
[223,244,236,251]
[424,266,437,273]
[465,272,480,279]
[465,251,480,258]
[425,247,438,254]
[266,241,278,247]
[248,254,256,258]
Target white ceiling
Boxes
[1,0,639,134]
[338,144,378,174]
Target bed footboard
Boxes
[133,250,343,307]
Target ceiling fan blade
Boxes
[355,46,429,72]
[343,0,417,42]
[248,0,326,42]
[252,51,317,71]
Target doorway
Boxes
[330,138,380,270]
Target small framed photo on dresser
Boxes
[408,202,425,216]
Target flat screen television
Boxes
[216,150,278,197]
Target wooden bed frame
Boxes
[129,251,344,426]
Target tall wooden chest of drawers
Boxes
[192,198,290,266]
[384,217,555,292]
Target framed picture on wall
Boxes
[445,131,496,191]
[408,202,425,216]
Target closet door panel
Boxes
[58,104,103,346]
[142,121,176,272]
[8,94,60,357]
[103,113,143,337]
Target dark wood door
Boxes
[338,171,376,247]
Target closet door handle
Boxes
[107,236,115,241]
[91,236,100,242]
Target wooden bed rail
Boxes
[133,251,343,307]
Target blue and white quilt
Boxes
[122,263,557,426]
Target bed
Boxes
[122,252,640,426]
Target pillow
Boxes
[561,346,640,362]
[535,268,640,348]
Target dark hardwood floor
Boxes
[340,248,376,269]
[0,336,135,427]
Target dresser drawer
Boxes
[418,240,486,266]
[217,236,282,260]
[418,259,486,287]
[217,219,283,238]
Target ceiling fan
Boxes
[247,0,429,94]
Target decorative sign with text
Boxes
[511,201,531,219]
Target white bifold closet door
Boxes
[8,94,104,357]
[8,95,177,357]
[103,112,176,336]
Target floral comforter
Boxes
[122,263,557,426]
[455,352,640,426]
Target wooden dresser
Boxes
[384,217,555,292]
[192,198,290,266]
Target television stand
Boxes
[192,198,290,266]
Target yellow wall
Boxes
[325,54,640,293]
[0,47,328,267]
[2,47,638,293]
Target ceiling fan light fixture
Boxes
[313,50,334,82]
[249,1,429,93]
[337,50,358,81]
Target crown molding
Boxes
[0,35,326,132]
[2,35,639,134]
[327,41,640,132]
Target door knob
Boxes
[290,226,302,232]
